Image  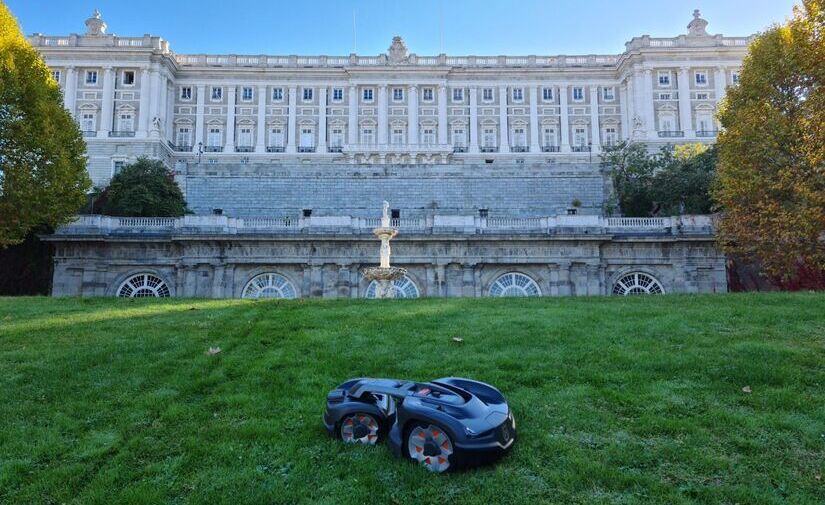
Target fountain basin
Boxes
[362,266,407,282]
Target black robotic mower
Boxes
[323,377,516,472]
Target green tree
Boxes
[600,141,657,217]
[714,0,825,282]
[102,158,187,217]
[0,3,91,248]
[652,144,717,216]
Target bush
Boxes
[102,158,188,217]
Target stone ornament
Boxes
[387,36,409,64]
[85,9,107,36]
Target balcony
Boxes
[204,146,224,153]
[109,131,135,138]
[328,146,343,153]
[480,146,499,153]
[266,146,285,153]
[168,141,192,152]
[298,146,316,153]
[658,131,685,138]
[82,131,97,137]
[512,145,530,153]
[696,130,719,137]
[235,146,254,153]
[453,146,468,153]
[571,145,591,153]
[542,146,561,153]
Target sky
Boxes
[7,0,799,56]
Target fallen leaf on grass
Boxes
[741,385,752,394]
[452,337,464,343]
[207,347,222,355]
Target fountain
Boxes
[362,202,407,298]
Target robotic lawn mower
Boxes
[323,377,516,473]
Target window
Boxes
[272,87,283,101]
[330,128,344,147]
[361,127,375,145]
[659,93,673,100]
[269,127,284,147]
[483,128,496,148]
[422,87,434,101]
[512,127,526,147]
[176,127,191,147]
[392,88,404,101]
[112,160,126,175]
[512,88,524,102]
[242,87,253,101]
[489,272,541,297]
[602,87,615,101]
[85,70,97,85]
[207,128,222,146]
[572,87,584,101]
[122,70,135,86]
[362,88,374,102]
[299,128,314,147]
[302,88,313,101]
[180,86,192,100]
[117,273,170,298]
[612,272,664,296]
[483,88,494,102]
[731,71,740,84]
[697,114,714,133]
[696,92,709,100]
[332,88,343,101]
[603,127,617,146]
[117,113,133,132]
[658,72,671,87]
[574,127,587,146]
[452,128,466,148]
[659,113,675,132]
[452,88,464,102]
[542,127,556,147]
[81,113,95,132]
[391,127,405,145]
[422,128,435,145]
[695,71,708,86]
[211,87,223,100]
[51,70,61,83]
[542,88,553,101]
[238,127,253,147]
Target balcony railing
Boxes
[542,146,561,152]
[512,146,530,153]
[328,146,344,153]
[167,141,192,152]
[571,145,591,153]
[235,146,254,153]
[109,131,135,138]
[658,131,685,138]
[695,130,719,137]
[298,146,316,153]
[480,146,499,153]
[266,146,285,153]
[453,146,468,153]
[204,146,224,152]
[82,131,97,137]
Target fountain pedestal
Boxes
[362,203,406,299]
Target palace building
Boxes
[36,10,748,299]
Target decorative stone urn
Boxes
[362,201,407,298]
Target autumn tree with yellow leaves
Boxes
[715,0,825,286]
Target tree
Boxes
[102,158,187,217]
[0,3,91,248]
[600,141,657,217]
[714,0,825,283]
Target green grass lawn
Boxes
[1,294,823,504]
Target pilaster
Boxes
[286,86,297,153]
[377,85,388,145]
[589,86,601,153]
[255,85,267,153]
[408,85,419,145]
[347,85,358,145]
[559,85,570,152]
[678,67,695,137]
[137,67,150,137]
[192,84,206,153]
[64,66,77,118]
[469,86,479,153]
[498,86,509,153]
[318,87,328,152]
[438,85,448,144]
[224,86,236,152]
[529,86,539,152]
[97,66,114,137]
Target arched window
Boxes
[242,273,297,299]
[489,272,541,297]
[612,272,665,296]
[117,273,170,298]
[365,275,420,298]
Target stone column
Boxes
[408,85,419,145]
[255,85,267,153]
[498,86,509,153]
[643,69,656,140]
[165,80,175,143]
[64,66,77,118]
[589,86,601,154]
[348,85,358,145]
[377,85,388,145]
[224,86,236,152]
[98,66,114,137]
[337,265,351,297]
[434,265,446,297]
[557,262,572,296]
[632,68,646,138]
[310,264,323,297]
[714,66,727,115]
[469,86,479,153]
[559,85,570,152]
[212,265,225,298]
[462,265,475,297]
[193,84,205,152]
[137,68,151,137]
[317,87,327,152]
[529,86,539,152]
[620,82,629,140]
[677,67,694,137]
[148,70,161,138]
[438,84,448,144]
[286,86,297,153]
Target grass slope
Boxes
[0,294,823,505]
